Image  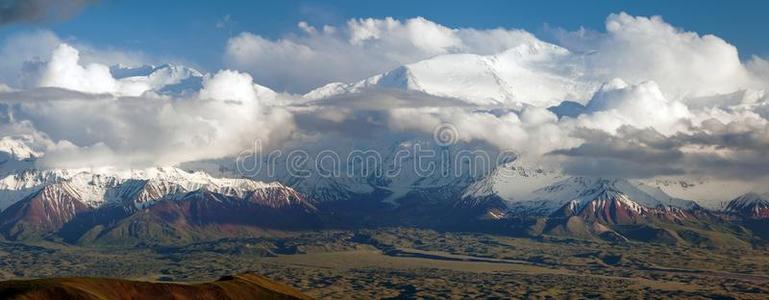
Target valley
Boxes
[2,228,768,299]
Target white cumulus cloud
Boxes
[1,13,769,183]
[36,43,118,94]
[0,44,294,169]
[224,17,547,92]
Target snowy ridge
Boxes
[547,180,705,225]
[0,182,91,237]
[564,186,647,216]
[257,138,488,206]
[110,64,204,96]
[30,182,87,224]
[0,170,315,240]
[0,136,42,160]
[0,167,289,210]
[304,41,597,107]
[493,176,700,216]
[461,161,563,202]
[0,136,41,177]
[634,176,756,210]
[181,183,310,209]
[728,192,769,207]
[724,192,769,219]
[460,160,702,216]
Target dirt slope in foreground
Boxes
[0,273,312,300]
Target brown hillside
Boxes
[0,273,312,300]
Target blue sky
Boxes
[1,0,767,72]
[2,0,769,184]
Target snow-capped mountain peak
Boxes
[110,63,205,96]
[475,172,702,217]
[303,41,596,107]
[461,161,563,201]
[0,136,42,161]
[0,166,288,210]
[110,64,203,80]
[562,183,647,216]
[725,192,769,219]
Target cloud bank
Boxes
[225,13,769,98]
[0,30,151,88]
[0,12,768,186]
[0,44,293,168]
[224,17,547,92]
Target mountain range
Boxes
[0,139,766,246]
[0,57,768,247]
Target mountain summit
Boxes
[304,42,596,107]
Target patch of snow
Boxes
[303,41,598,107]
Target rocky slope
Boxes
[0,273,311,300]
[0,166,319,243]
[725,192,769,219]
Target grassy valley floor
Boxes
[1,228,768,299]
